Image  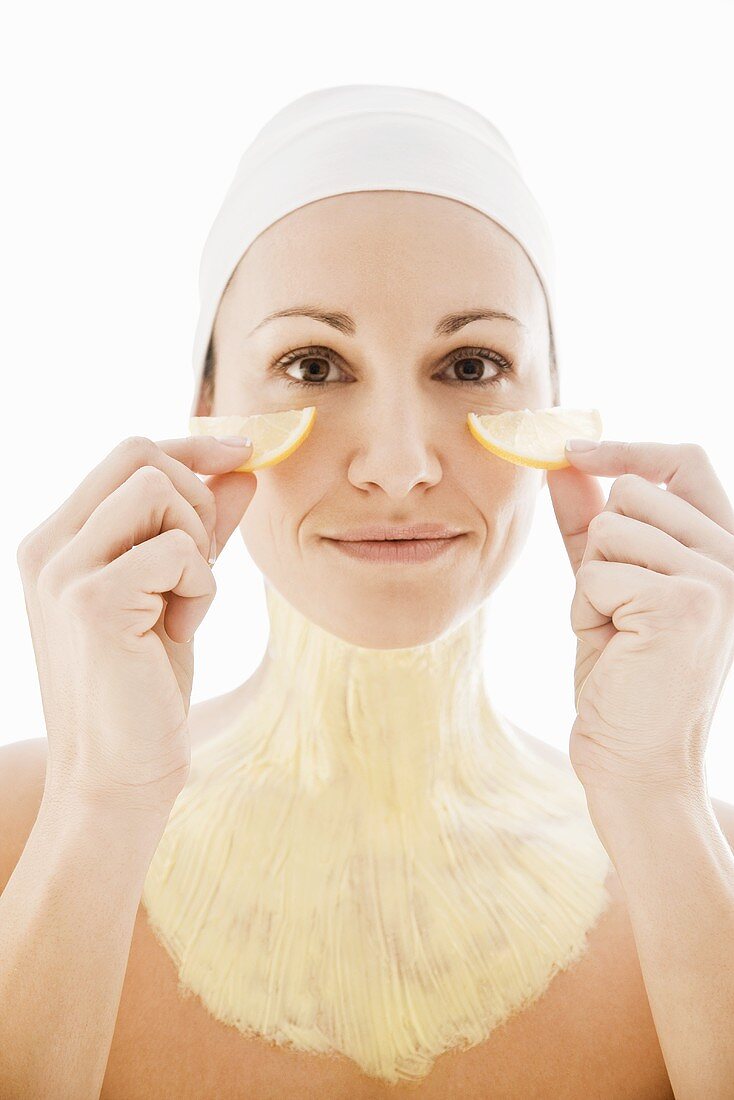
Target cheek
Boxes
[240,464,331,551]
[463,444,539,500]
[472,475,539,577]
[466,454,541,543]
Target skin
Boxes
[194,190,556,656]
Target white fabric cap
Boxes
[190,84,558,415]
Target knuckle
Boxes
[59,571,101,618]
[117,434,155,456]
[587,509,613,536]
[36,555,65,601]
[134,464,170,494]
[607,470,642,508]
[611,472,641,499]
[16,531,45,574]
[166,527,196,554]
[575,559,593,587]
[678,576,714,614]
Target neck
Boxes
[142,579,614,1085]
[249,580,525,815]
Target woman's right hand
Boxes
[16,434,255,819]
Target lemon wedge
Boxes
[189,407,317,472]
[467,407,603,469]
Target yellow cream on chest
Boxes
[142,582,612,1084]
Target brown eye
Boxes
[285,354,334,384]
[268,346,348,388]
[445,355,496,384]
[440,347,514,388]
[268,344,514,389]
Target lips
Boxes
[327,534,464,564]
[328,524,464,542]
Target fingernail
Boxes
[216,436,252,447]
[565,438,598,452]
[208,532,217,565]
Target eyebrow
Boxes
[248,305,529,338]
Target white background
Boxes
[3,0,733,802]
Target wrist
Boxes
[583,771,709,817]
[582,776,711,859]
[40,781,174,846]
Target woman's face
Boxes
[199,191,557,648]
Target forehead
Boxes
[219,191,547,333]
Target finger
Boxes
[569,518,683,679]
[546,462,606,576]
[580,510,712,580]
[52,464,212,579]
[29,435,254,565]
[199,468,258,562]
[101,527,217,644]
[601,473,734,572]
[576,507,727,654]
[564,440,734,536]
[571,559,672,648]
[44,467,212,640]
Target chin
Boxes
[312,597,467,650]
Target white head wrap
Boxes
[190,83,558,415]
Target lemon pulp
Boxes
[189,407,317,472]
[467,407,603,469]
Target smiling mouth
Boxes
[327,525,465,542]
[324,534,466,564]
[336,537,455,543]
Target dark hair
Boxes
[199,333,217,409]
[200,323,559,411]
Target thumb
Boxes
[546,461,606,576]
[204,469,258,561]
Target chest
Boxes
[101,873,672,1100]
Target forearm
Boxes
[0,790,168,1099]
[588,784,734,1100]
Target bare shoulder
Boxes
[0,694,230,885]
[0,702,236,893]
[0,737,48,893]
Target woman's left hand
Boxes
[546,439,734,806]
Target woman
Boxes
[3,85,734,1099]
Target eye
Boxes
[268,345,514,389]
[269,347,346,388]
[441,346,514,387]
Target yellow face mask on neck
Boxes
[142,581,613,1086]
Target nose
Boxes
[344,391,443,498]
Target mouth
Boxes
[327,524,465,542]
[323,533,466,564]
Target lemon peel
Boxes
[467,407,603,469]
[189,407,317,472]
